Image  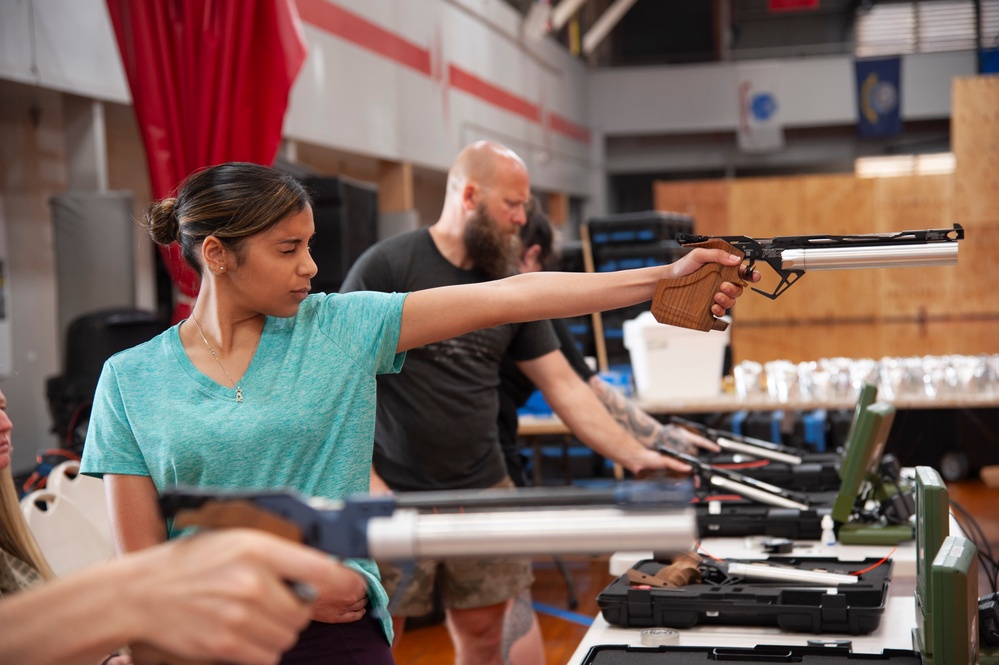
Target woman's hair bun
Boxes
[145,197,181,245]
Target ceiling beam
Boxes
[582,0,638,55]
[551,0,589,31]
[523,0,589,40]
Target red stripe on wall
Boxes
[296,1,590,144]
[295,0,431,76]
[448,64,541,123]
[548,113,591,144]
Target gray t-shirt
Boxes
[341,228,559,491]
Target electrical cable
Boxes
[951,501,996,590]
[714,459,771,470]
[850,548,895,576]
[693,540,724,562]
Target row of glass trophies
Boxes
[732,353,999,402]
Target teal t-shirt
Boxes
[80,291,407,641]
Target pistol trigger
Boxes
[754,270,803,299]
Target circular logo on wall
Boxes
[860,72,899,124]
[868,80,898,114]
[750,92,778,121]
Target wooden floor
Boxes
[392,477,999,665]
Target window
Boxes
[855,152,956,178]
[856,0,978,56]
[984,0,999,49]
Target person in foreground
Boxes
[343,140,756,665]
[0,390,55,600]
[0,528,341,665]
[81,158,750,663]
[1,386,337,665]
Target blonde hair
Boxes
[0,467,55,581]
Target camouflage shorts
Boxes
[377,477,534,616]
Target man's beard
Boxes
[464,203,523,280]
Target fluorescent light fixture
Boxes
[855,152,955,178]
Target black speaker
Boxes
[301,176,379,294]
[46,308,168,452]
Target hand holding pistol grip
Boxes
[650,238,745,332]
[129,502,308,665]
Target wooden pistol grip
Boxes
[651,239,744,332]
[130,502,304,665]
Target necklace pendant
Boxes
[235,386,243,403]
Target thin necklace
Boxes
[191,314,243,403]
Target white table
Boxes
[566,516,961,664]
[567,596,918,664]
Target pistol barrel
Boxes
[367,507,696,560]
[780,242,958,271]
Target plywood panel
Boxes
[653,180,731,235]
[732,318,999,366]
[874,174,961,319]
[875,173,954,231]
[728,177,805,326]
[797,175,880,320]
[730,175,806,237]
[953,76,999,225]
[732,321,881,365]
[951,220,999,316]
[801,174,878,234]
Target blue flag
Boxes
[855,57,902,138]
[981,48,999,74]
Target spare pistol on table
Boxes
[668,415,808,465]
[131,482,697,665]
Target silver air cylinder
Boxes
[367,507,696,560]
[780,243,958,271]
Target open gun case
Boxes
[678,397,914,545]
[596,555,893,634]
[701,445,842,492]
[670,384,883,494]
[580,644,920,665]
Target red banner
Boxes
[768,0,819,11]
[106,0,307,321]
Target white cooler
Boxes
[623,311,730,400]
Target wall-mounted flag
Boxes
[855,56,902,138]
[736,62,784,153]
[981,48,999,74]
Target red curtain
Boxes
[106,0,308,322]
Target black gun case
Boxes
[704,451,843,491]
[580,644,920,665]
[597,556,893,635]
[692,490,837,540]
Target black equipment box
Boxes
[693,490,838,540]
[705,451,842,492]
[580,644,920,665]
[694,501,827,540]
[597,557,893,634]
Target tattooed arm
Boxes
[586,376,720,455]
